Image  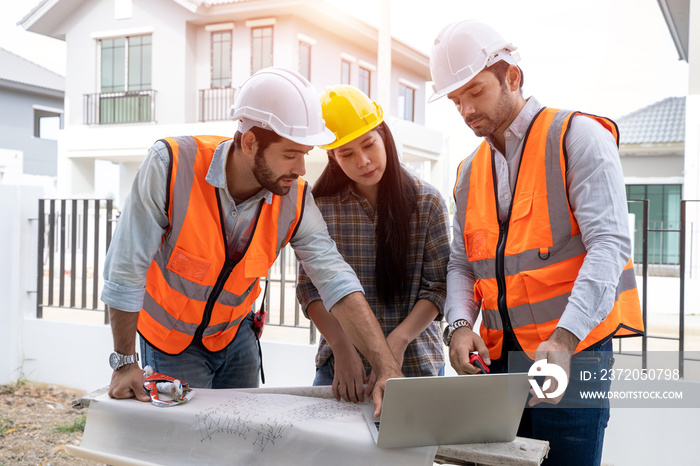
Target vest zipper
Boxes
[496,219,513,335]
[193,196,265,344]
[194,259,236,342]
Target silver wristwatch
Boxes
[109,351,139,371]
[442,319,472,346]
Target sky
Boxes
[2,0,690,195]
[324,0,689,158]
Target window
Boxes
[626,184,682,265]
[298,41,311,80]
[98,34,153,123]
[211,30,232,88]
[398,83,415,121]
[34,109,62,139]
[341,59,351,84]
[359,66,371,97]
[101,35,152,92]
[251,26,273,73]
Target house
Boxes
[0,47,64,191]
[618,96,684,275]
[19,0,444,207]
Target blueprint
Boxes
[67,387,438,465]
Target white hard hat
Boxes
[229,67,335,146]
[429,20,520,103]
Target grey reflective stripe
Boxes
[202,313,245,337]
[482,293,570,330]
[143,291,200,335]
[165,136,198,259]
[545,111,573,244]
[482,307,504,331]
[454,150,477,239]
[482,268,637,331]
[471,234,587,279]
[617,267,637,295]
[276,180,303,250]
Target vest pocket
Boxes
[510,192,532,220]
[465,229,488,260]
[167,246,213,284]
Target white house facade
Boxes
[20,0,444,207]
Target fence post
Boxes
[36,199,45,319]
[641,200,649,369]
[104,199,114,324]
[680,201,686,378]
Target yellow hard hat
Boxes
[319,85,383,150]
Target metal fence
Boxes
[619,199,700,377]
[199,87,236,122]
[36,199,115,323]
[35,198,700,364]
[83,90,157,125]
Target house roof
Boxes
[0,47,65,92]
[617,97,685,145]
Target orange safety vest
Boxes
[137,135,306,354]
[454,108,644,360]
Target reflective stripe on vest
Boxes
[455,108,643,360]
[138,135,306,354]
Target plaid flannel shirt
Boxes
[296,173,450,377]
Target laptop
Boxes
[362,373,530,448]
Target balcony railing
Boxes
[200,87,236,122]
[83,90,157,125]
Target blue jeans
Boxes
[490,336,614,466]
[313,358,445,386]
[139,311,260,389]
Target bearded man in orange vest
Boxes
[101,67,402,417]
[431,21,643,465]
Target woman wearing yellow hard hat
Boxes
[296,85,451,402]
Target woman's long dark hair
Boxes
[312,121,417,304]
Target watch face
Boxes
[109,352,120,369]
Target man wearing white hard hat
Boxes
[432,21,643,465]
[101,67,402,416]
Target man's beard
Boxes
[253,147,297,196]
[465,83,515,138]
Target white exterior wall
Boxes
[0,185,42,386]
[685,0,700,278]
[21,317,317,393]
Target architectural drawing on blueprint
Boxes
[195,392,361,453]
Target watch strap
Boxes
[111,351,139,370]
[443,319,472,346]
[122,353,139,366]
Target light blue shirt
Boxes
[445,97,633,341]
[101,139,362,312]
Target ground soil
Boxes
[0,382,97,465]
